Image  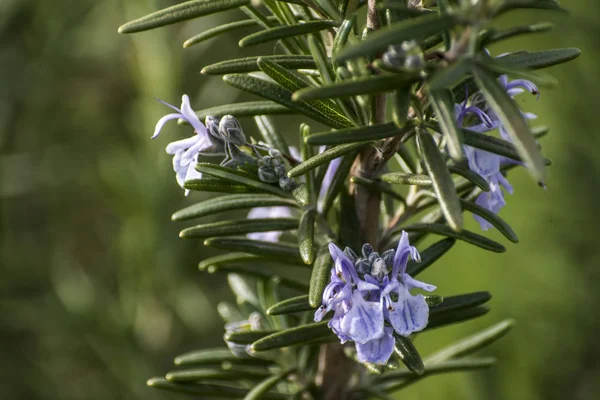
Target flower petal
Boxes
[403,275,436,292]
[318,157,342,212]
[389,291,429,337]
[341,290,384,344]
[152,113,182,139]
[165,136,200,155]
[355,327,395,365]
[180,94,208,136]
[392,231,419,278]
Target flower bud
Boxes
[258,165,279,183]
[279,176,296,191]
[205,115,221,139]
[218,115,246,145]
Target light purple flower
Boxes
[247,206,293,242]
[318,154,342,213]
[152,94,223,195]
[315,232,435,365]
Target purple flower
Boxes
[152,94,224,195]
[314,232,435,365]
[454,75,539,230]
[247,206,293,242]
[318,153,342,213]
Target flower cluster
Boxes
[455,75,539,230]
[315,232,436,365]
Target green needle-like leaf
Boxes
[381,172,432,186]
[418,131,463,231]
[187,101,294,121]
[430,292,492,317]
[166,368,270,382]
[266,295,312,315]
[309,247,334,308]
[472,64,545,182]
[172,194,297,221]
[239,20,338,47]
[394,336,425,375]
[223,74,351,129]
[257,58,353,128]
[251,322,335,351]
[180,218,299,239]
[429,89,464,161]
[305,122,412,145]
[243,369,294,400]
[425,319,515,364]
[185,176,257,193]
[184,17,278,47]
[202,55,317,75]
[429,57,473,91]
[147,378,286,399]
[293,73,420,101]
[460,199,518,243]
[335,13,457,62]
[119,0,251,33]
[204,237,305,263]
[288,142,368,178]
[174,347,273,366]
[460,127,526,162]
[498,48,580,70]
[196,163,290,197]
[198,252,306,270]
[426,306,490,330]
[255,115,291,157]
[494,0,567,15]
[402,223,505,252]
[298,209,316,264]
[406,238,456,277]
[448,164,490,192]
[479,22,553,48]
[225,330,277,344]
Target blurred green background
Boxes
[1,1,598,399]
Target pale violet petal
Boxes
[180,94,208,136]
[355,327,395,365]
[403,275,436,292]
[389,291,429,336]
[152,113,182,139]
[166,136,200,155]
[340,290,384,344]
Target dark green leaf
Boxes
[166,367,270,382]
[479,56,557,87]
[460,199,518,243]
[392,86,412,127]
[406,238,456,277]
[199,252,305,270]
[425,319,514,364]
[381,172,432,186]
[448,164,490,192]
[332,15,357,61]
[418,131,463,231]
[266,295,312,315]
[180,218,299,239]
[335,13,457,62]
[308,247,334,308]
[429,89,464,161]
[472,64,545,182]
[308,34,335,84]
[147,378,286,399]
[223,74,352,129]
[243,369,294,400]
[185,176,257,194]
[189,101,294,121]
[202,55,317,75]
[426,306,490,330]
[494,0,567,16]
[225,330,277,344]
[403,223,505,252]
[174,347,272,366]
[460,126,525,162]
[293,73,420,101]
[394,336,424,375]
[288,142,367,178]
[254,115,291,156]
[298,209,316,264]
[479,22,553,48]
[195,163,290,197]
[257,57,353,129]
[429,57,473,91]
[305,122,412,145]
[204,237,305,263]
[172,194,297,221]
[430,292,492,316]
[239,20,337,47]
[251,322,334,351]
[119,0,251,34]
[498,47,580,70]
[292,183,311,206]
[321,152,357,215]
[184,17,278,47]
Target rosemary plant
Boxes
[118,0,579,399]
